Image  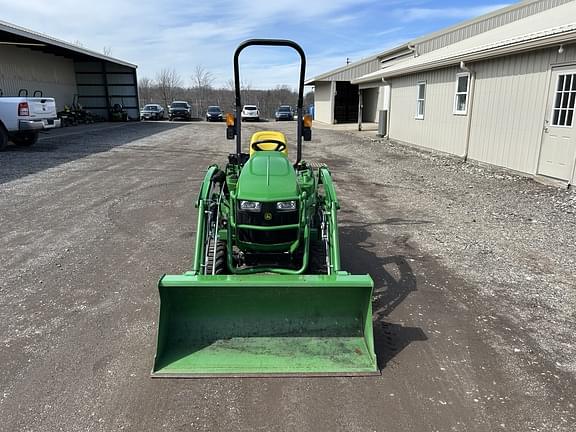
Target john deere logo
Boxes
[264,212,273,221]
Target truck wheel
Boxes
[13,132,39,147]
[0,126,8,151]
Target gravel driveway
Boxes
[0,121,574,431]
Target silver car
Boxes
[140,104,165,120]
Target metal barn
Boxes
[0,20,139,120]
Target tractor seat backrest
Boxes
[249,131,288,157]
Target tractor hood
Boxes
[237,152,298,201]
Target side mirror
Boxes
[302,114,312,141]
[226,113,236,140]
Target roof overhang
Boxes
[0,20,137,68]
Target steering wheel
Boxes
[251,139,287,152]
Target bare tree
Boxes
[190,66,215,116]
[103,46,112,56]
[226,78,251,91]
[191,65,214,89]
[155,68,183,109]
[138,77,154,106]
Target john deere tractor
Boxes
[152,39,377,377]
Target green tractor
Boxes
[152,39,377,377]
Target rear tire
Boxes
[309,240,328,274]
[205,240,228,275]
[12,132,39,147]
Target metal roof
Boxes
[306,0,572,86]
[304,45,410,85]
[0,19,137,68]
[353,2,576,83]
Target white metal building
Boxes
[0,20,139,120]
[308,0,576,185]
[354,0,576,185]
[305,46,412,125]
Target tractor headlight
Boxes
[240,201,261,212]
[276,201,297,211]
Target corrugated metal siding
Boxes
[314,81,333,123]
[417,0,573,55]
[389,66,468,155]
[314,58,381,82]
[329,58,381,81]
[0,45,76,110]
[468,45,576,175]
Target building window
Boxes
[551,73,576,127]
[453,72,470,115]
[416,81,426,119]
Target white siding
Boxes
[468,45,576,175]
[0,45,76,110]
[314,81,334,124]
[389,67,469,155]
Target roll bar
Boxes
[232,39,307,164]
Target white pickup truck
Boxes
[0,92,61,150]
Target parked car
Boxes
[206,105,223,122]
[275,105,293,121]
[241,104,259,121]
[168,101,192,121]
[0,89,61,150]
[140,104,164,120]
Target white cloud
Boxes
[0,1,511,89]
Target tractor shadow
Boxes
[339,221,428,370]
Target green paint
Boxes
[152,274,377,376]
[236,152,298,202]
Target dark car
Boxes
[206,105,224,122]
[140,104,165,120]
[168,101,192,121]
[275,105,293,121]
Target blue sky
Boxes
[1,0,510,89]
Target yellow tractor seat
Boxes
[249,131,288,157]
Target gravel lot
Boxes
[0,121,574,431]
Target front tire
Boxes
[309,240,328,274]
[205,240,228,274]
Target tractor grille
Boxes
[237,202,299,244]
[238,228,298,244]
[237,202,298,226]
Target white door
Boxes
[538,67,576,182]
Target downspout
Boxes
[461,61,476,162]
[384,77,391,139]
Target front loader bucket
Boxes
[152,274,378,377]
